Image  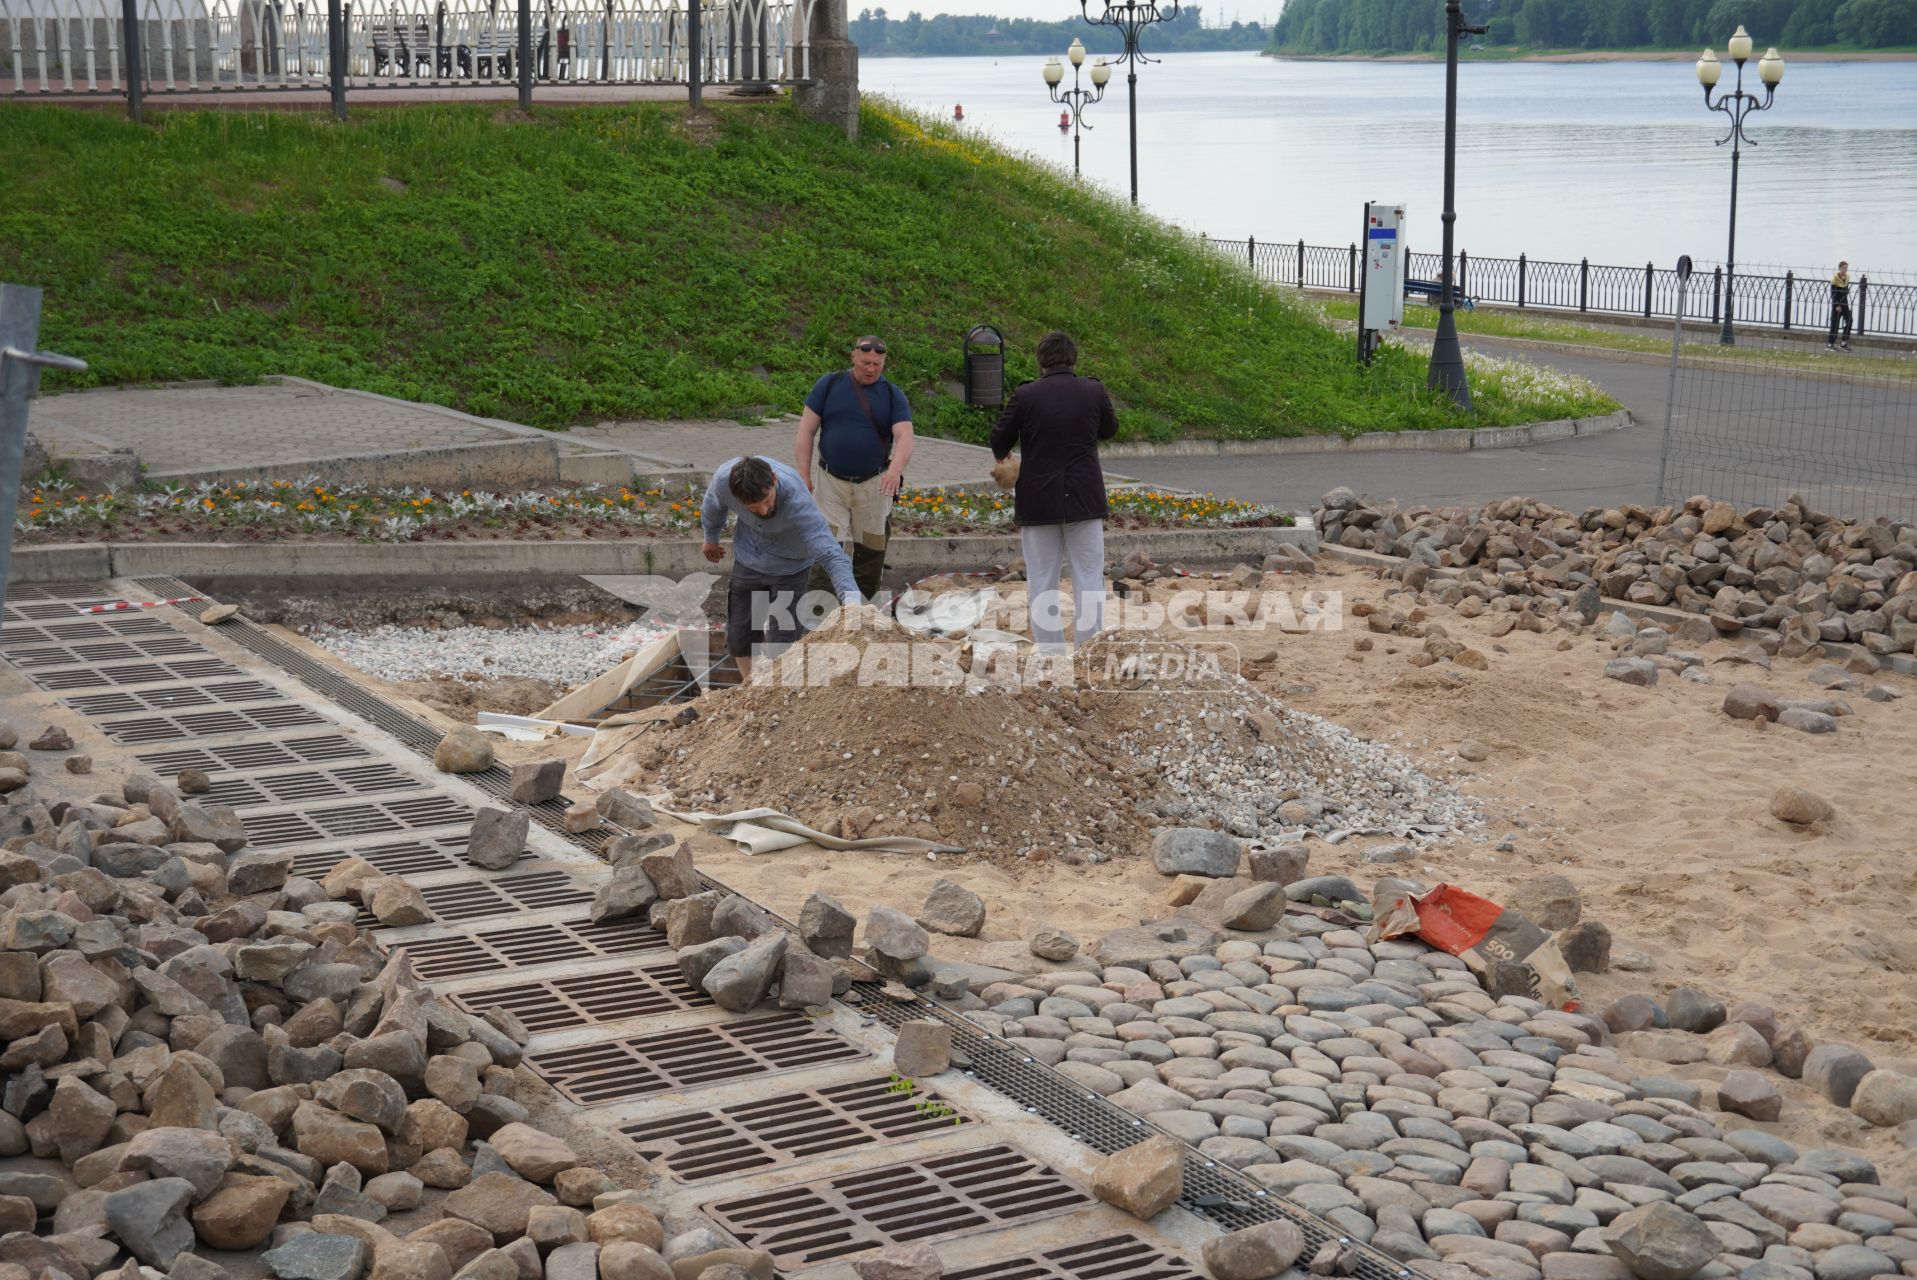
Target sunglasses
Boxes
[855,341,887,354]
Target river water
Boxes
[861,52,1917,277]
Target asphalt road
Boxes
[1117,337,1917,517]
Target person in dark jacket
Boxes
[990,330,1119,651]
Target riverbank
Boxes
[1265,47,1917,62]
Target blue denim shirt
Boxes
[701,457,860,602]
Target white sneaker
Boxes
[1841,342,1851,351]
[1826,343,1836,351]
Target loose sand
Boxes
[348,555,1916,1180]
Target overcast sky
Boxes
[872,2,1288,24]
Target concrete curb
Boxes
[9,523,1321,584]
[1317,543,1917,677]
[1099,410,1632,458]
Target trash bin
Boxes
[962,324,1005,408]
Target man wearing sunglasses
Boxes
[796,336,915,600]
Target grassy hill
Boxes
[1,99,1611,444]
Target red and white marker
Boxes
[80,596,205,614]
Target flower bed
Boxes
[14,478,1293,544]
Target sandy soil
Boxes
[370,558,1917,1180]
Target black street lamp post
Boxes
[1697,29,1785,346]
[1044,38,1111,178]
[1426,0,1487,411]
[1077,1,1180,205]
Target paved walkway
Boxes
[570,416,1010,489]
[34,379,513,476]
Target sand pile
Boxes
[643,606,1480,863]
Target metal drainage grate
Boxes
[241,793,474,848]
[410,870,595,924]
[452,957,707,1033]
[96,702,329,744]
[5,635,209,667]
[291,833,522,882]
[704,1144,1092,1270]
[199,762,426,812]
[528,1014,866,1107]
[26,656,243,691]
[135,734,372,775]
[619,1075,970,1183]
[5,597,126,620]
[1,583,115,603]
[0,615,174,646]
[64,680,284,717]
[385,918,669,982]
[946,1235,1204,1280]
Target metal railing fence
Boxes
[2,0,813,99]
[1207,233,1917,342]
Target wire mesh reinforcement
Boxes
[140,576,1411,1279]
[1652,326,1917,522]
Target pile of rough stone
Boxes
[918,831,1917,1280]
[1314,489,1917,658]
[0,727,746,1280]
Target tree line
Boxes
[1267,0,1916,52]
[850,7,1270,57]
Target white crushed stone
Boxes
[307,621,674,688]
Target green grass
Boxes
[0,99,1613,444]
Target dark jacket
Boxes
[990,368,1119,526]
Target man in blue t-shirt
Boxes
[795,335,915,600]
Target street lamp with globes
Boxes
[1078,1,1180,205]
[1044,38,1111,178]
[1696,27,1785,346]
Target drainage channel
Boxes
[6,579,1417,1280]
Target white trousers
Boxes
[1021,519,1106,651]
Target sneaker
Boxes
[1841,342,1851,351]
[1827,343,1836,351]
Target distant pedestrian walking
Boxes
[953,103,964,122]
[1828,260,1853,351]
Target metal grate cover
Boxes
[242,793,473,847]
[529,1014,866,1106]
[5,635,208,667]
[136,734,372,775]
[1,615,173,646]
[199,762,425,812]
[410,870,594,924]
[620,1076,970,1183]
[946,1235,1204,1280]
[6,597,126,621]
[64,679,284,717]
[27,656,242,691]
[386,917,668,982]
[291,833,494,881]
[96,702,328,744]
[453,957,708,1032]
[704,1144,1092,1269]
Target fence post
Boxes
[1782,270,1793,329]
[1711,267,1721,325]
[1857,275,1868,336]
[1644,263,1652,318]
[326,0,345,119]
[1458,250,1468,300]
[1517,253,1526,309]
[516,0,532,109]
[1579,258,1589,312]
[687,0,702,108]
[1248,234,1256,275]
[1297,239,1305,289]
[1347,243,1356,292]
[120,0,145,122]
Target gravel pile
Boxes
[308,621,675,689]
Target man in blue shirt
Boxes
[796,336,915,601]
[701,456,861,680]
